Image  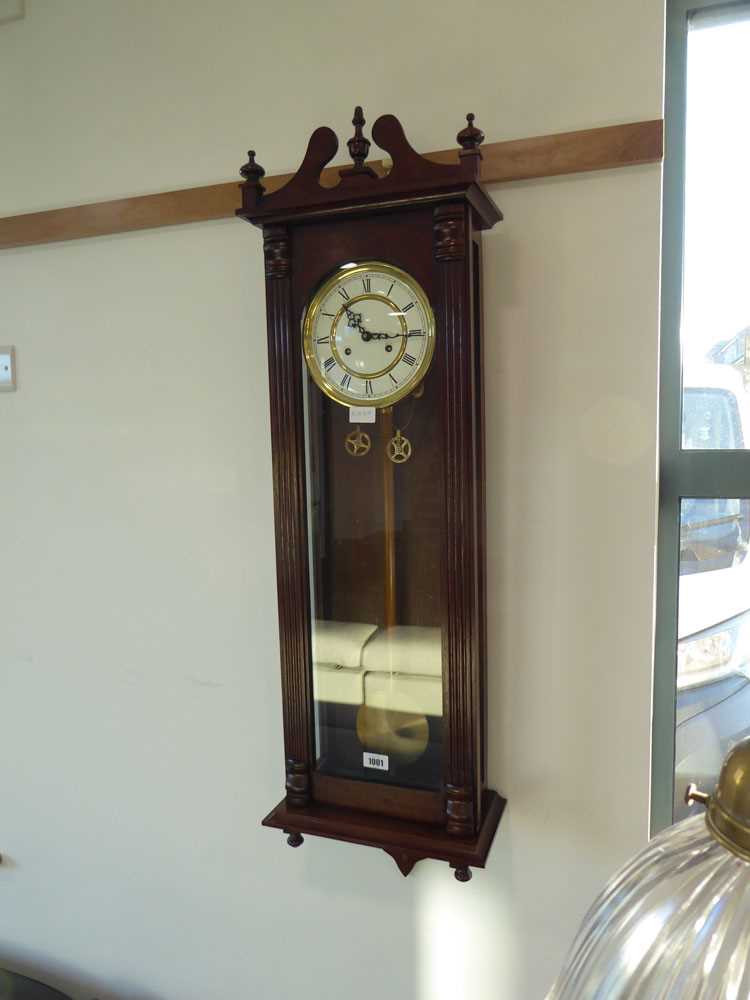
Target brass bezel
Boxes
[302,261,436,409]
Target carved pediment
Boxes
[237,107,501,228]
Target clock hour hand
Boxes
[344,306,362,329]
[345,307,374,342]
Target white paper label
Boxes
[349,406,376,424]
[363,752,389,771]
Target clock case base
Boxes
[263,790,506,880]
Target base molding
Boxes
[263,789,506,880]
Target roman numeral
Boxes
[323,357,336,372]
[338,287,350,301]
[316,336,330,344]
[362,277,371,293]
[403,353,416,366]
[341,372,352,389]
[321,312,335,318]
[386,282,394,297]
[365,379,373,396]
[402,302,415,312]
[389,373,399,385]
[408,329,424,337]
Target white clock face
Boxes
[302,261,435,408]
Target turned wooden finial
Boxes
[346,106,371,171]
[457,113,484,151]
[240,149,266,191]
[239,149,266,210]
[456,113,484,179]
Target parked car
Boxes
[675,363,750,819]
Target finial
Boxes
[238,149,266,210]
[240,149,266,185]
[347,106,371,172]
[457,112,484,151]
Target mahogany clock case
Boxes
[237,111,505,878]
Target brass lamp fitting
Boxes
[686,736,750,862]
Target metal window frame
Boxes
[652,0,750,833]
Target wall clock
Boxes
[302,261,435,407]
[237,107,505,880]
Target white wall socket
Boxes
[0,347,16,391]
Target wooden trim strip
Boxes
[0,119,662,250]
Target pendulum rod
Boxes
[382,407,397,628]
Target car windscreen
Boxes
[683,386,743,449]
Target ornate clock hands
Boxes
[345,306,378,342]
[371,330,424,340]
[343,307,410,343]
[344,306,364,334]
[342,306,422,345]
[360,330,424,341]
[345,309,391,343]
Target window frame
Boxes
[652,0,750,832]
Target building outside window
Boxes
[654,0,750,830]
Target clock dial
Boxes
[303,261,435,407]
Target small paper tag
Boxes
[349,406,376,424]
[363,751,389,771]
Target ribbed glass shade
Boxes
[547,814,750,999]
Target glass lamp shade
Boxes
[548,737,750,1000]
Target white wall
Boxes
[0,3,663,998]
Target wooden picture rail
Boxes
[0,119,662,251]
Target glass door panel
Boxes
[304,360,444,791]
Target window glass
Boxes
[675,498,750,820]
[681,16,750,449]
[669,7,750,824]
[680,497,749,576]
